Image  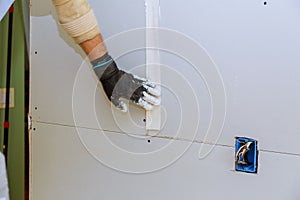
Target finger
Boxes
[111,97,128,112]
[133,74,147,82]
[135,98,154,111]
[144,85,161,97]
[143,81,157,88]
[142,91,160,105]
[132,74,158,89]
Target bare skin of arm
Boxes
[79,34,107,61]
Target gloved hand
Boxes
[92,53,160,112]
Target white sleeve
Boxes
[52,0,100,44]
[0,153,9,200]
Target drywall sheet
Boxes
[158,0,300,155]
[31,123,300,200]
[31,0,300,199]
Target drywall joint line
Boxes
[145,0,161,132]
[32,120,300,157]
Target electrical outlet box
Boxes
[235,137,258,173]
[0,88,14,108]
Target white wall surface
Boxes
[30,0,300,199]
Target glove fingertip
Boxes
[118,101,128,113]
[112,98,128,112]
[147,86,161,97]
[142,91,161,106]
[136,98,154,111]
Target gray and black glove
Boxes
[92,53,160,112]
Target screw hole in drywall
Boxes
[148,139,151,143]
[263,1,267,5]
[143,119,146,123]
[34,51,38,55]
[34,107,38,110]
[33,128,36,131]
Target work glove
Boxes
[92,53,160,112]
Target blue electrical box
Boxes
[235,137,258,173]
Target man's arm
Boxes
[79,35,107,61]
[52,0,160,112]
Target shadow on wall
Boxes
[31,0,86,60]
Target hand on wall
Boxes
[92,53,160,112]
[52,0,160,112]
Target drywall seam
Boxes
[145,0,161,131]
[32,120,300,158]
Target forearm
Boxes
[79,34,107,61]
